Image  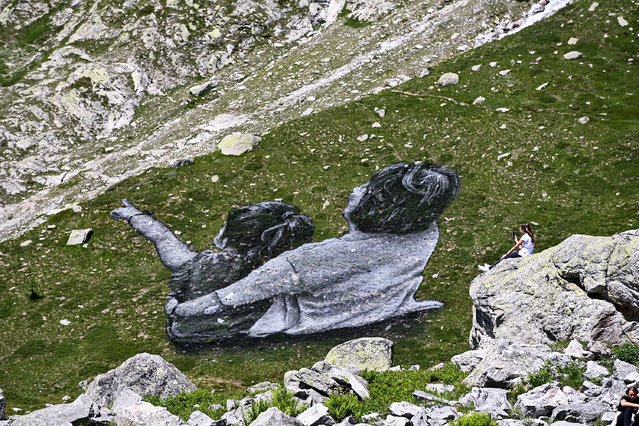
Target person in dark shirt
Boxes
[617,386,639,426]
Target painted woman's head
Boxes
[343,162,460,234]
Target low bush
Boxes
[451,412,499,426]
[242,398,270,425]
[526,361,586,390]
[145,388,230,421]
[612,344,639,366]
[271,385,308,417]
[325,392,363,421]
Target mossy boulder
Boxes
[324,337,393,373]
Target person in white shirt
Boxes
[479,223,535,271]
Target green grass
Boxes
[0,0,638,414]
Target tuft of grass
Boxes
[451,412,499,426]
[326,392,363,421]
[145,388,237,421]
[526,361,586,390]
[271,385,308,417]
[612,344,639,367]
[242,398,271,425]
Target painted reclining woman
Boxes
[167,162,461,342]
[111,200,314,303]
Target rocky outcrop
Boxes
[7,394,112,426]
[470,230,639,347]
[84,353,197,405]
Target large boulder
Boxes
[515,382,568,417]
[324,338,393,373]
[452,339,569,388]
[459,387,511,418]
[84,353,197,405]
[111,389,185,426]
[470,230,639,347]
[8,394,112,426]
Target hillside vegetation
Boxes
[0,0,638,414]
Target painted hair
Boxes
[214,201,313,266]
[347,162,461,234]
[520,223,535,244]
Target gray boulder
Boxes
[381,415,410,426]
[437,73,460,86]
[470,230,639,347]
[388,401,422,418]
[459,387,511,418]
[584,361,609,380]
[412,406,460,426]
[217,134,261,156]
[0,388,4,420]
[515,382,568,417]
[187,410,218,426]
[251,407,304,426]
[84,353,197,405]
[324,338,393,373]
[8,394,112,426]
[551,401,611,423]
[296,403,334,426]
[455,339,568,388]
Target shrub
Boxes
[242,398,270,425]
[145,388,229,421]
[613,344,639,366]
[525,361,586,390]
[325,392,363,421]
[271,385,307,417]
[451,412,498,426]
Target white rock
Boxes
[585,361,609,380]
[357,134,369,142]
[497,152,510,160]
[489,62,497,67]
[536,82,549,91]
[217,134,261,156]
[471,65,482,72]
[496,108,510,113]
[568,38,579,45]
[499,69,510,76]
[301,107,314,116]
[588,2,599,11]
[372,122,382,128]
[60,319,71,326]
[374,108,386,118]
[618,16,629,27]
[20,240,32,247]
[578,117,590,124]
[437,72,459,86]
[67,229,93,246]
[563,51,583,60]
[473,96,486,105]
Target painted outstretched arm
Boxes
[110,199,197,271]
[215,256,302,307]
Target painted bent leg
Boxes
[110,199,197,271]
[165,294,270,343]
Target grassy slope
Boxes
[0,0,638,413]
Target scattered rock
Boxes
[618,16,629,27]
[459,387,511,418]
[389,401,422,418]
[253,407,304,426]
[19,240,32,247]
[84,353,197,405]
[516,382,568,417]
[374,108,386,118]
[578,116,590,124]
[296,403,334,426]
[67,229,93,246]
[324,338,393,373]
[498,70,510,76]
[563,51,582,60]
[247,382,279,394]
[437,73,459,86]
[588,2,599,12]
[0,388,4,420]
[187,410,217,425]
[189,81,217,97]
[8,394,112,426]
[496,108,509,113]
[171,158,194,167]
[473,96,486,105]
[563,340,591,359]
[568,38,578,45]
[471,65,482,72]
[536,82,549,91]
[217,134,261,156]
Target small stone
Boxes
[489,62,497,67]
[563,51,583,60]
[60,319,71,326]
[374,108,386,118]
[473,96,486,105]
[67,229,93,246]
[357,134,369,142]
[500,124,507,129]
[419,68,430,78]
[568,38,579,45]
[497,152,510,160]
[437,72,459,86]
[301,108,314,116]
[170,158,193,167]
[372,122,382,128]
[211,175,220,183]
[578,117,590,124]
[536,82,549,91]
[325,338,393,373]
[471,64,482,72]
[618,17,629,27]
[499,69,511,76]
[588,2,598,12]
[20,240,32,247]
[189,81,216,97]
[496,108,510,113]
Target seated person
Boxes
[617,386,639,426]
[479,223,535,272]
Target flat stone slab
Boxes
[325,338,393,373]
[217,133,261,156]
[66,229,93,245]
